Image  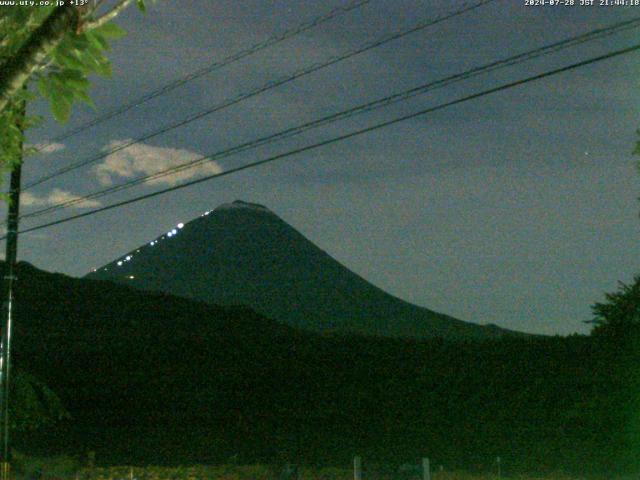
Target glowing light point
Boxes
[117,261,123,266]
[126,255,132,261]
[128,275,135,280]
[171,229,177,235]
[168,232,173,237]
[177,223,184,229]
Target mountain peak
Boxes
[86,200,525,340]
[213,200,273,214]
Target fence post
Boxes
[421,458,430,480]
[354,456,362,480]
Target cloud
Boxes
[21,189,102,209]
[95,141,222,187]
[26,143,65,154]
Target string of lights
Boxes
[23,0,497,191]
[19,15,640,219]
[7,41,639,240]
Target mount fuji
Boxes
[85,200,522,339]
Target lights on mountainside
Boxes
[111,219,189,272]
[127,275,135,280]
[147,222,183,246]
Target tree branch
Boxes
[0,6,79,115]
[82,0,134,31]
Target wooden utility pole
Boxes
[0,95,25,480]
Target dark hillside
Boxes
[3,262,635,476]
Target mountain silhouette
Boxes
[5,262,622,474]
[86,200,521,339]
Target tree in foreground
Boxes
[0,0,148,448]
[0,1,149,182]
[586,273,640,474]
[588,275,640,338]
[9,371,68,432]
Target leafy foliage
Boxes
[589,275,640,338]
[12,451,80,480]
[10,370,69,432]
[0,2,149,184]
[36,21,128,122]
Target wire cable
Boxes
[8,42,640,239]
[30,0,375,153]
[24,0,497,190]
[19,15,640,219]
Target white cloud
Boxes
[19,192,38,207]
[27,143,65,154]
[21,189,101,209]
[95,140,222,187]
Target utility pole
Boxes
[0,94,25,480]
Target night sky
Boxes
[11,0,640,335]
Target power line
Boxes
[24,0,497,190]
[19,15,640,219]
[31,0,375,153]
[9,42,640,239]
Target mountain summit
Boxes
[86,200,519,339]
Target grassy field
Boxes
[10,456,621,480]
[73,466,593,480]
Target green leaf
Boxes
[136,0,147,13]
[53,47,87,71]
[93,58,112,77]
[59,69,90,91]
[75,90,95,109]
[36,77,49,98]
[86,30,110,51]
[50,93,73,123]
[91,22,127,40]
[48,73,76,97]
[72,44,112,77]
